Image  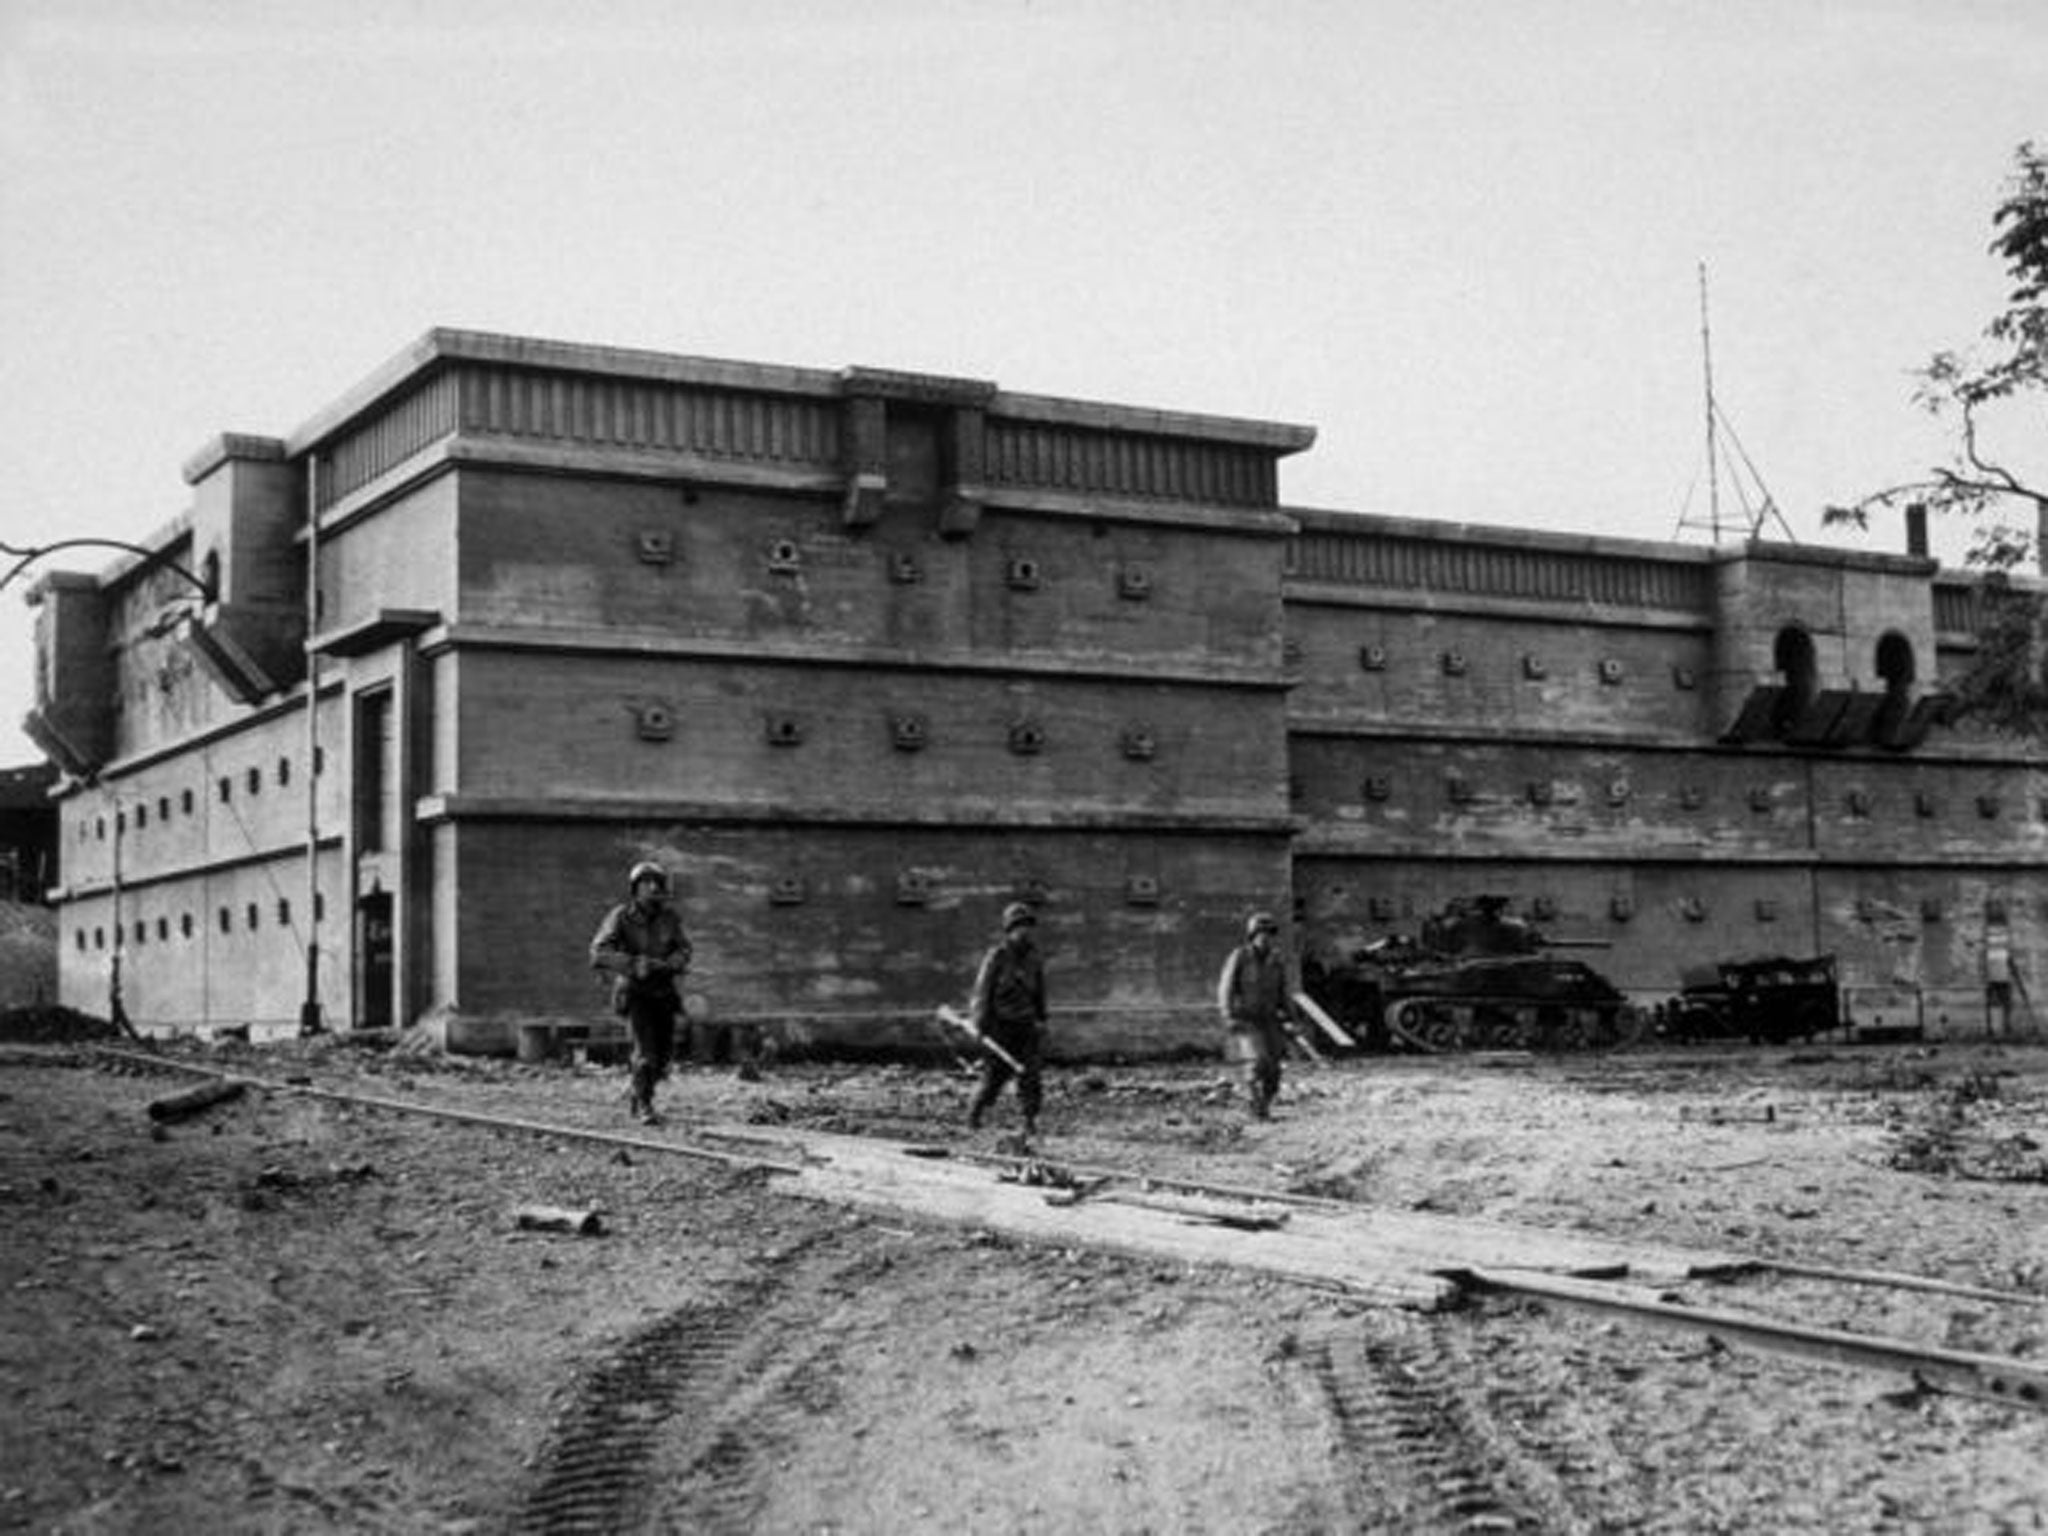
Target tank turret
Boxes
[1304,895,1640,1053]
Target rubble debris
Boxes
[513,1205,606,1236]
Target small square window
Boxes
[890,713,929,752]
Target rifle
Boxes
[935,1004,1026,1074]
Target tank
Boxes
[1303,895,1642,1053]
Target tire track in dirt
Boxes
[510,1228,851,1535]
[1304,1316,1618,1534]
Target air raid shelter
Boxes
[25,330,2046,1053]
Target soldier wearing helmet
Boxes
[590,860,694,1124]
[964,900,1048,1137]
[1216,909,1297,1121]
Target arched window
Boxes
[1876,631,1915,696]
[1772,625,1818,735]
[1874,631,1916,739]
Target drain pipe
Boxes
[108,784,132,1036]
[300,454,324,1036]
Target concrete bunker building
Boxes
[26,330,2046,1052]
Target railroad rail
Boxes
[64,1043,2048,1416]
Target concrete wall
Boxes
[53,697,346,1032]
[1284,510,2046,1036]
[447,819,1291,1058]
[427,447,1296,1051]
[34,332,2046,1051]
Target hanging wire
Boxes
[0,538,215,601]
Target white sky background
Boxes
[2,0,2044,767]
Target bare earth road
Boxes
[2,1024,2045,1534]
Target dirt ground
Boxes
[2,1020,2045,1535]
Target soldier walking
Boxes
[1217,910,1297,1121]
[966,902,1047,1137]
[590,861,693,1125]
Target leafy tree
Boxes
[1827,141,2048,736]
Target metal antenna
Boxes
[1699,261,1722,542]
[1675,263,1796,544]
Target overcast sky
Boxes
[3,0,2044,767]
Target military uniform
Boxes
[1218,912,1293,1119]
[968,903,1047,1133]
[590,864,693,1122]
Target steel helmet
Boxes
[1001,901,1038,930]
[627,860,670,893]
[1246,910,1279,938]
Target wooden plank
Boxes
[785,1141,1454,1309]
[775,1129,1752,1296]
[1293,992,1358,1050]
[146,1080,246,1122]
[1284,1023,1327,1065]
[1098,1189,1292,1230]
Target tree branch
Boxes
[1955,398,2031,497]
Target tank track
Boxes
[1383,996,1643,1053]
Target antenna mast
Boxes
[1699,261,1722,542]
[1675,263,1797,544]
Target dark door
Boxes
[358,891,394,1030]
